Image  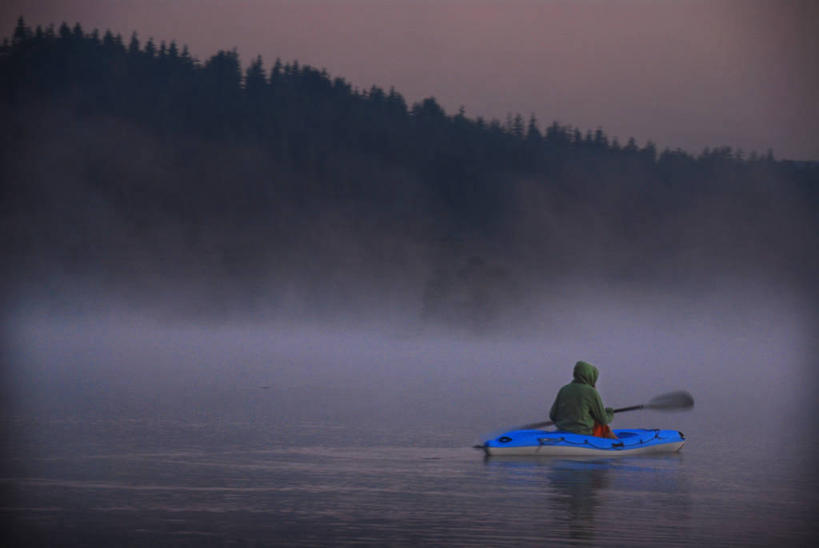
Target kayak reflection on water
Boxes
[483,456,689,545]
[548,460,611,544]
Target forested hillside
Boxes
[2,18,816,325]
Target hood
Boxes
[572,360,599,387]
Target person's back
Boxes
[549,361,617,439]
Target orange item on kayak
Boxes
[593,422,617,439]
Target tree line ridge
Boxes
[1,17,816,323]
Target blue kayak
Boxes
[477,428,686,456]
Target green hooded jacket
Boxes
[549,361,614,435]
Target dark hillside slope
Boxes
[2,18,816,323]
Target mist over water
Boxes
[3,281,817,545]
[6,280,814,439]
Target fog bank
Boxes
[5,282,815,451]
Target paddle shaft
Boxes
[521,404,644,430]
[612,404,644,413]
[514,390,692,431]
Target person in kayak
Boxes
[549,361,618,439]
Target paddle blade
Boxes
[644,390,694,411]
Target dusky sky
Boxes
[2,0,817,161]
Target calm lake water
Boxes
[3,303,817,546]
[3,413,817,546]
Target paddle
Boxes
[515,390,694,431]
